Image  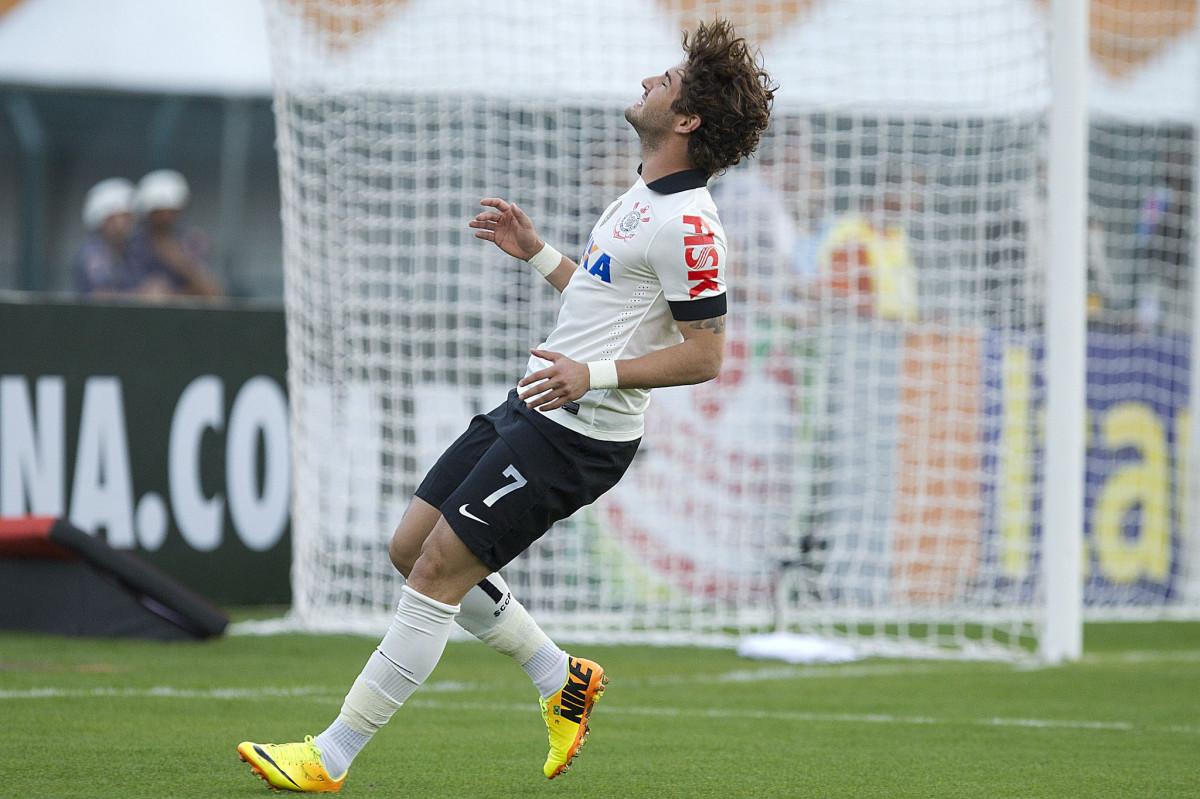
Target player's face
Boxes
[625,62,686,138]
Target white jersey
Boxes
[525,169,728,441]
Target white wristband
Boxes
[587,360,619,391]
[526,243,562,277]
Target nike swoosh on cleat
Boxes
[458,503,489,525]
[252,745,302,789]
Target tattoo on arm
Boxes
[687,316,726,335]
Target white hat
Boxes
[135,169,190,213]
[82,178,135,230]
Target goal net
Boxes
[1081,0,1198,621]
[262,0,1200,657]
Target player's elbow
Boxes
[693,348,724,383]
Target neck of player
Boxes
[638,136,695,185]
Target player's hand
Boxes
[518,348,591,411]
[469,198,542,261]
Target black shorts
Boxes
[415,390,640,571]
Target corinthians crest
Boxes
[613,201,651,241]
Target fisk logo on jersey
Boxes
[683,215,720,297]
[580,237,612,284]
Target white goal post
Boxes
[260,0,1200,659]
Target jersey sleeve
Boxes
[645,205,728,321]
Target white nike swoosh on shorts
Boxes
[458,504,489,525]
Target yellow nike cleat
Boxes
[539,656,609,779]
[237,735,345,793]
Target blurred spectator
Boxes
[816,165,921,322]
[711,164,807,308]
[127,169,224,300]
[1086,215,1120,327]
[710,123,825,327]
[1134,147,1191,333]
[72,178,139,297]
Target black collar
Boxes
[639,167,709,194]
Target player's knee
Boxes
[406,522,487,599]
[409,532,452,585]
[388,527,420,577]
[389,497,442,577]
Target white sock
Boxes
[454,574,522,640]
[318,585,459,776]
[457,574,569,698]
[522,639,571,699]
[313,721,368,779]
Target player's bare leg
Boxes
[386,496,442,576]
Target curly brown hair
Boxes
[673,19,776,177]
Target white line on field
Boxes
[405,700,1199,736]
[0,685,345,701]
[1,684,1195,736]
[0,663,933,705]
[0,680,482,701]
[690,650,1200,679]
[636,662,946,685]
[3,650,1197,703]
[1086,649,1200,664]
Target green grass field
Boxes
[3,620,1198,798]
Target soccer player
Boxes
[238,18,775,793]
